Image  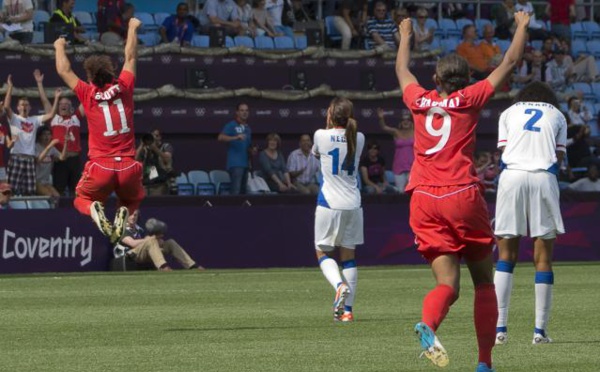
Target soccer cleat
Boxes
[110,206,129,244]
[333,283,350,319]
[335,312,354,323]
[414,322,449,367]
[532,333,553,344]
[90,201,113,237]
[495,332,508,345]
[476,362,496,372]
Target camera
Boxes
[142,133,155,146]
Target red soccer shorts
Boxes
[75,157,145,215]
[410,183,494,263]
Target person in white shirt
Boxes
[515,0,549,40]
[494,81,567,346]
[286,134,320,194]
[567,97,591,125]
[313,97,365,323]
[0,0,34,44]
[265,0,294,38]
[2,75,59,195]
[567,164,600,191]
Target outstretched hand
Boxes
[399,18,413,38]
[129,18,142,30]
[6,74,13,88]
[33,69,44,83]
[377,107,385,120]
[54,37,67,49]
[513,11,531,29]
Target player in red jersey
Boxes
[53,17,143,244]
[395,13,530,372]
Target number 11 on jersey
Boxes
[100,98,130,137]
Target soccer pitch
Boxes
[1,264,598,372]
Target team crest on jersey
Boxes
[161,55,172,64]
[21,122,34,133]
[279,109,290,118]
[366,58,377,67]
[326,59,337,67]
[361,109,373,118]
[152,108,163,117]
[195,108,206,117]
[245,57,255,65]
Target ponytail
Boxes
[344,118,357,167]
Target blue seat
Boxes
[134,12,157,32]
[572,82,595,102]
[154,12,171,28]
[531,40,543,50]
[27,200,51,209]
[234,35,254,48]
[591,83,600,101]
[32,31,44,44]
[33,10,49,31]
[188,170,216,195]
[475,18,492,37]
[455,18,473,37]
[138,33,159,46]
[571,22,588,40]
[8,200,27,209]
[273,36,294,49]
[583,21,600,39]
[192,35,209,47]
[442,38,460,54]
[586,40,600,58]
[385,170,395,186]
[225,36,235,48]
[254,36,274,49]
[325,15,342,43]
[175,173,194,196]
[571,39,588,57]
[425,18,438,31]
[209,170,232,195]
[294,35,307,49]
[439,18,460,38]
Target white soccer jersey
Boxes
[313,128,365,210]
[498,102,567,172]
[9,114,44,156]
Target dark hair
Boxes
[142,133,155,145]
[567,96,579,108]
[367,142,380,150]
[462,24,474,37]
[36,126,52,143]
[436,54,470,94]
[327,97,357,167]
[514,81,560,109]
[83,55,116,88]
[176,2,188,10]
[17,97,29,103]
[123,3,135,12]
[236,102,249,111]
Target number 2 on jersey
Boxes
[100,98,130,137]
[523,108,542,132]
[328,148,355,176]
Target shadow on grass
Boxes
[164,318,399,332]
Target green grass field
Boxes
[1,264,598,372]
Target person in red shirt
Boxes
[395,12,530,372]
[53,17,143,244]
[546,0,575,43]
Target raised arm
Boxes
[34,69,52,113]
[395,18,418,92]
[54,38,80,90]
[41,89,61,123]
[123,18,142,77]
[377,108,398,136]
[486,11,530,91]
[3,75,13,120]
[37,139,60,163]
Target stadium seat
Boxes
[138,33,160,46]
[497,39,510,54]
[187,170,216,195]
[26,200,51,209]
[571,22,588,40]
[475,18,492,37]
[234,35,254,48]
[175,173,194,196]
[254,36,275,49]
[586,40,600,58]
[531,40,543,51]
[455,18,473,36]
[442,38,460,54]
[273,36,294,49]
[74,11,94,26]
[33,10,49,31]
[425,18,438,32]
[559,102,569,112]
[325,15,342,44]
[209,170,232,195]
[592,83,600,101]
[225,36,235,48]
[32,31,44,44]
[154,12,171,27]
[8,200,27,209]
[385,170,395,186]
[430,37,441,51]
[192,35,209,48]
[571,40,588,57]
[573,82,595,102]
[294,35,307,49]
[134,12,157,32]
[583,21,600,39]
[583,101,596,116]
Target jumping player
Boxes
[494,82,567,346]
[53,18,143,243]
[395,12,530,372]
[313,97,365,322]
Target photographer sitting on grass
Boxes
[136,133,168,196]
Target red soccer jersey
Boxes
[50,111,83,153]
[402,79,495,191]
[74,70,136,159]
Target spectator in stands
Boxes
[546,0,575,43]
[456,25,489,80]
[35,126,66,202]
[0,182,12,209]
[286,134,319,194]
[515,0,550,40]
[0,119,14,183]
[546,49,573,94]
[567,123,592,167]
[377,108,413,193]
[291,0,313,23]
[49,0,88,45]
[151,129,176,194]
[159,2,195,46]
[480,24,503,69]
[3,76,59,196]
[236,0,257,37]
[199,0,243,36]
[97,0,124,35]
[568,164,600,191]
[412,7,434,52]
[118,210,205,271]
[266,0,295,38]
[253,0,280,37]
[475,150,498,192]
[366,1,399,50]
[333,0,368,50]
[35,69,83,196]
[393,6,409,25]
[491,0,516,40]
[568,97,592,125]
[259,133,296,193]
[561,39,600,83]
[136,133,168,196]
[0,0,34,44]
[360,142,396,194]
[514,50,546,86]
[218,103,252,195]
[541,37,558,62]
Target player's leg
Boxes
[74,161,114,237]
[161,239,199,269]
[494,236,520,344]
[466,252,497,372]
[532,237,555,343]
[337,208,363,322]
[114,160,145,243]
[133,237,171,271]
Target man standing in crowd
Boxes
[218,103,252,195]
